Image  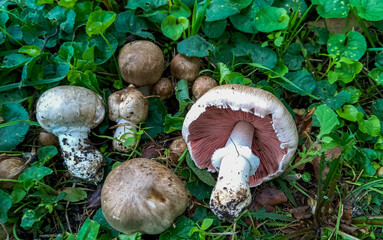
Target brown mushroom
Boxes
[152,77,174,100]
[170,53,200,82]
[168,137,187,162]
[192,76,218,99]
[0,154,28,189]
[101,158,188,235]
[118,41,164,87]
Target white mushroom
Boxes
[182,84,298,221]
[108,85,148,152]
[36,86,105,183]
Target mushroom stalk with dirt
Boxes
[182,84,298,221]
[108,85,148,152]
[36,86,106,183]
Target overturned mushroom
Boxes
[182,84,298,221]
[101,158,188,235]
[36,86,105,183]
[170,53,200,82]
[118,40,164,87]
[108,85,148,152]
[0,154,28,189]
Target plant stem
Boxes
[100,33,123,88]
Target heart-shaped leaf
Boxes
[255,7,290,32]
[327,31,366,60]
[349,0,383,21]
[161,15,189,41]
[312,0,349,18]
[86,10,116,36]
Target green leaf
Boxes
[249,208,294,222]
[201,19,226,38]
[119,233,142,240]
[159,216,197,240]
[177,36,211,57]
[2,54,32,69]
[232,43,278,69]
[349,0,383,21]
[334,57,363,83]
[358,115,381,137]
[314,104,339,137]
[282,43,304,71]
[336,105,364,122]
[170,0,191,18]
[143,98,167,139]
[0,190,12,224]
[77,218,100,240]
[62,188,87,202]
[205,0,252,21]
[255,7,290,32]
[11,189,26,204]
[36,0,54,4]
[161,15,189,41]
[344,86,362,104]
[114,11,154,40]
[327,31,366,60]
[67,70,101,94]
[164,115,184,134]
[230,0,272,33]
[312,0,349,18]
[0,103,30,151]
[36,146,58,166]
[322,90,351,110]
[278,70,316,96]
[369,68,383,85]
[200,218,213,231]
[18,46,41,57]
[274,0,308,16]
[371,99,383,121]
[74,1,93,22]
[19,166,53,190]
[187,179,213,201]
[58,0,77,8]
[126,0,167,12]
[312,80,337,99]
[21,209,37,228]
[86,10,117,37]
[186,153,216,187]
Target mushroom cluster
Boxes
[182,84,298,221]
[36,86,106,183]
[101,158,188,235]
[108,85,149,152]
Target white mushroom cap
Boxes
[36,86,105,135]
[182,84,298,186]
[101,158,189,235]
[108,85,148,124]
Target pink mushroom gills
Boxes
[182,84,298,221]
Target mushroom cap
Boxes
[170,53,200,82]
[108,85,149,123]
[182,84,298,187]
[101,158,189,235]
[36,86,105,134]
[118,41,164,86]
[152,77,174,100]
[192,76,218,99]
[0,155,27,189]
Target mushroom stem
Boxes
[113,119,137,151]
[210,121,259,221]
[58,131,104,183]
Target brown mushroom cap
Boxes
[168,137,187,162]
[118,41,164,87]
[39,131,59,146]
[192,76,218,99]
[152,77,174,100]
[182,84,298,187]
[0,155,27,189]
[101,158,188,235]
[170,53,200,82]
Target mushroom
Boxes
[36,86,106,183]
[108,85,149,152]
[168,137,187,162]
[118,40,164,89]
[152,77,174,100]
[192,76,218,100]
[170,53,200,82]
[39,131,59,146]
[182,84,298,221]
[0,154,28,189]
[101,158,189,235]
